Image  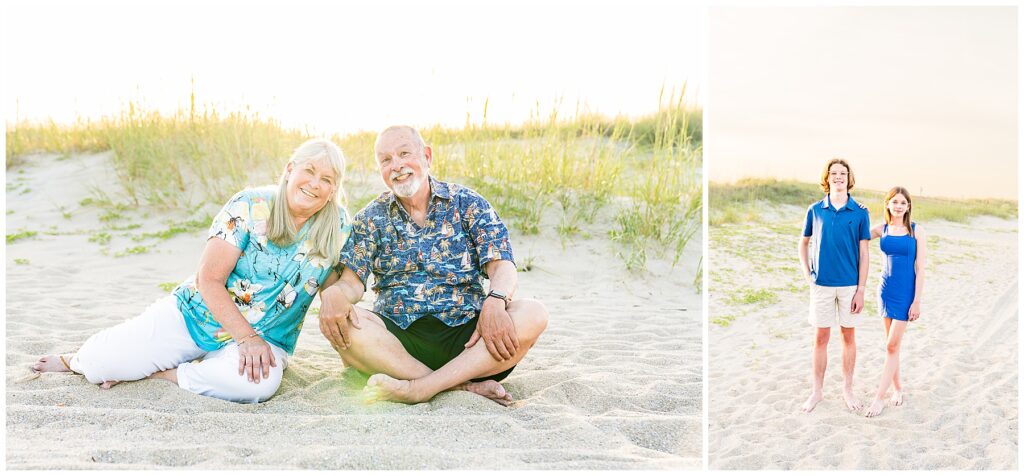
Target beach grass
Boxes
[710,178,1017,225]
[7,89,701,272]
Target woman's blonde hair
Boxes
[883,186,914,238]
[267,138,346,266]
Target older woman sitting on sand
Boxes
[32,138,351,403]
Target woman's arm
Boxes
[195,238,277,383]
[909,225,927,321]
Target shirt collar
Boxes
[822,194,858,211]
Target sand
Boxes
[708,204,1018,470]
[4,152,702,469]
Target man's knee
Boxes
[840,327,856,345]
[510,299,549,335]
[335,308,384,348]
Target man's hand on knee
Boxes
[469,299,520,361]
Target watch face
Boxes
[489,290,508,300]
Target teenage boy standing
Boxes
[798,158,871,413]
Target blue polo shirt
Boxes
[802,194,871,287]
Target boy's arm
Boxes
[798,236,812,284]
[799,207,815,284]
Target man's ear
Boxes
[423,146,433,167]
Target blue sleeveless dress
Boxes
[878,223,917,321]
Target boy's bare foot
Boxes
[801,391,823,413]
[842,389,863,411]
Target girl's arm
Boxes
[869,223,884,240]
[909,225,927,321]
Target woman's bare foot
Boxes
[459,380,513,406]
[864,398,886,417]
[890,390,904,406]
[99,381,120,389]
[148,369,178,385]
[31,355,73,373]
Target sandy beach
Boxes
[708,205,1018,470]
[5,152,702,469]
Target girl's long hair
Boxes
[883,186,914,238]
[267,138,347,266]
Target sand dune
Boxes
[708,206,1018,470]
[5,152,701,469]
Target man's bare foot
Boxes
[459,380,513,406]
[864,398,885,417]
[842,389,863,411]
[890,390,904,406]
[801,391,823,413]
[364,374,428,404]
[99,381,120,389]
[31,355,73,373]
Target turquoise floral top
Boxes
[173,187,351,354]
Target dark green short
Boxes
[378,312,515,382]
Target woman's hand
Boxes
[908,300,921,321]
[237,335,277,383]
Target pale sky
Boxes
[707,7,1017,200]
[2,0,703,136]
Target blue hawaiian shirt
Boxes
[340,177,515,329]
[174,187,351,354]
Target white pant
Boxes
[70,295,288,403]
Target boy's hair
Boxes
[819,158,855,193]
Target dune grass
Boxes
[6,88,701,273]
[710,178,1017,226]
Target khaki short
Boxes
[808,284,861,328]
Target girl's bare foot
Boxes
[890,390,904,406]
[864,398,885,417]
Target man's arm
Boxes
[484,259,518,299]
[319,267,366,350]
[467,259,519,361]
[852,239,869,313]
